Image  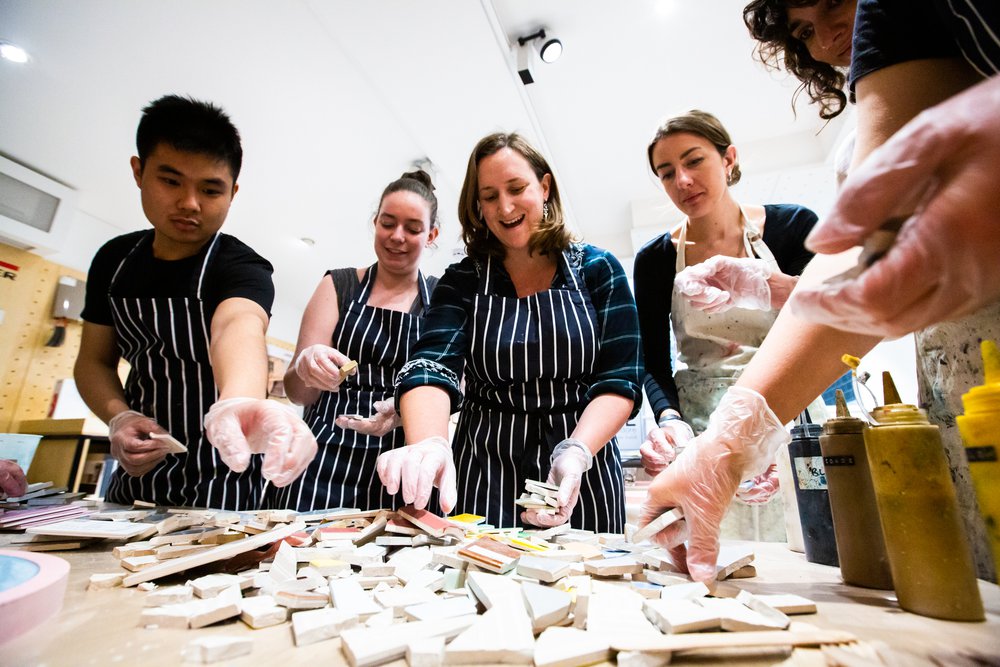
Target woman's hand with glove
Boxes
[337,398,402,437]
[522,438,593,528]
[376,435,457,514]
[676,256,799,313]
[637,387,790,583]
[293,344,352,392]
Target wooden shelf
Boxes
[18,417,109,438]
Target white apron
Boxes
[916,299,1000,581]
[671,211,780,434]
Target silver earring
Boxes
[542,201,550,220]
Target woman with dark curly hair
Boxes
[743,0,856,119]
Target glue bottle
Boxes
[819,390,892,589]
[788,413,839,567]
[956,340,1000,576]
[865,372,984,621]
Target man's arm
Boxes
[209,297,270,400]
[74,322,130,422]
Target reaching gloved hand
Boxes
[638,387,790,583]
[293,344,352,392]
[790,76,1000,337]
[0,460,28,498]
[675,256,773,313]
[376,436,456,514]
[108,409,170,476]
[336,398,401,437]
[204,397,318,487]
[522,438,594,528]
[639,417,695,475]
[735,462,780,505]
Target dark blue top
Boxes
[395,243,643,417]
[849,0,1000,97]
[633,204,817,419]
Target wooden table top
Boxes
[1,537,997,666]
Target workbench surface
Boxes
[2,537,998,666]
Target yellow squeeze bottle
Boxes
[864,372,984,621]
[956,340,1000,575]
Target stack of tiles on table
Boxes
[1,481,102,547]
[15,501,854,666]
[514,479,561,516]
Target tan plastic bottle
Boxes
[820,390,893,589]
[864,373,984,621]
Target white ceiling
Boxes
[0,0,850,343]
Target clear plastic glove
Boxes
[0,460,28,498]
[675,256,772,314]
[108,409,170,476]
[639,419,695,475]
[204,397,318,487]
[376,435,456,514]
[293,344,351,392]
[336,398,401,437]
[735,462,780,505]
[791,76,1000,337]
[522,438,594,528]
[638,387,790,583]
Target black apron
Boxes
[454,252,625,532]
[105,231,263,510]
[270,265,431,511]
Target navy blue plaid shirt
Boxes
[396,243,643,417]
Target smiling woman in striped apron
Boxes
[269,170,440,512]
[378,133,643,532]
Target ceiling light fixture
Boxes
[0,41,30,64]
[515,28,562,85]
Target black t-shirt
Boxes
[81,230,275,326]
[633,203,818,418]
[849,0,1000,97]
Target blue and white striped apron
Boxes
[105,231,263,509]
[454,252,625,532]
[270,265,431,511]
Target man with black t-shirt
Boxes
[75,95,317,510]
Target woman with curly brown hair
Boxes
[743,0,857,119]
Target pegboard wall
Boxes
[0,242,86,431]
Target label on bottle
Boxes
[823,455,855,467]
[965,445,997,463]
[794,456,828,490]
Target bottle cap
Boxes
[872,371,928,425]
[822,389,865,435]
[960,340,1000,416]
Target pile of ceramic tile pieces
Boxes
[514,479,561,517]
[68,504,859,665]
[0,482,101,542]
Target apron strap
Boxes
[194,233,221,299]
[356,263,377,304]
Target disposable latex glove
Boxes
[204,397,318,487]
[638,387,790,583]
[735,462,780,505]
[376,436,457,514]
[336,398,401,437]
[639,419,695,475]
[791,76,1000,337]
[522,438,594,528]
[108,410,170,476]
[675,256,773,313]
[0,460,28,498]
[293,344,352,392]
